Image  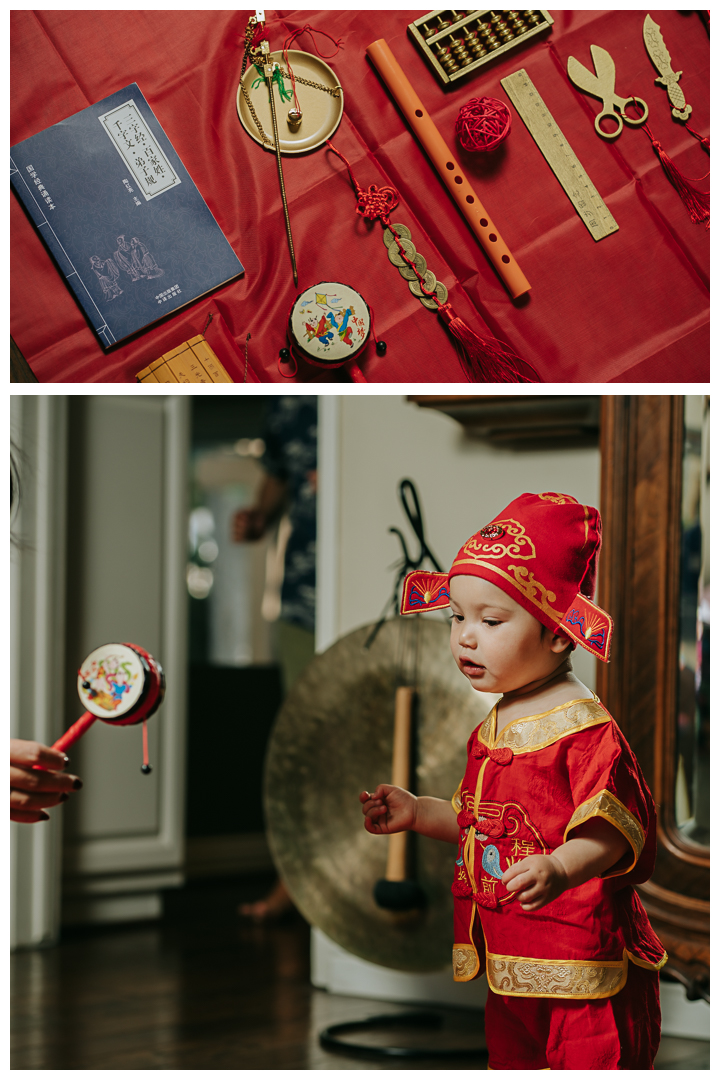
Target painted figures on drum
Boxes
[299,291,367,356]
[77,643,145,718]
[360,492,667,1070]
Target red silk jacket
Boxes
[451,696,668,999]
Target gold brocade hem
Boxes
[564,789,645,873]
[477,698,610,754]
[487,951,625,999]
[485,948,666,998]
[452,943,481,981]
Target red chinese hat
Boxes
[400,492,612,662]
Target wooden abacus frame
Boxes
[408,10,553,88]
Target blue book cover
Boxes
[10,84,244,348]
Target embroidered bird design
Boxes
[481,845,504,880]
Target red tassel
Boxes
[686,124,709,153]
[438,304,541,383]
[642,124,709,227]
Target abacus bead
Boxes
[376,340,388,355]
[279,347,291,360]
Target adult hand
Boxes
[10,739,82,823]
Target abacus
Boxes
[408,10,553,88]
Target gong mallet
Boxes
[259,40,299,286]
[373,686,426,912]
[52,643,165,772]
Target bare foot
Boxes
[238,879,295,922]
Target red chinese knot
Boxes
[455,97,512,153]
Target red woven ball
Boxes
[455,96,512,153]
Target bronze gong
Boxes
[264,616,496,972]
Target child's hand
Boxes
[360,785,417,835]
[501,854,569,912]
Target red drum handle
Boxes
[52,712,97,753]
[347,361,368,383]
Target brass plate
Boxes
[236,49,343,154]
[264,617,497,973]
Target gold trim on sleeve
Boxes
[453,943,481,981]
[628,949,668,971]
[486,951,627,999]
[451,780,464,814]
[564,789,645,872]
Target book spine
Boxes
[10,157,118,347]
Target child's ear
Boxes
[549,630,574,655]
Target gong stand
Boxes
[364,477,443,650]
[319,1010,486,1061]
[317,481,483,1061]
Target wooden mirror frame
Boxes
[597,395,709,998]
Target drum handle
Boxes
[346,361,368,383]
[52,712,97,754]
[385,687,414,881]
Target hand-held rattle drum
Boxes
[53,643,165,773]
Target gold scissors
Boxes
[567,44,649,140]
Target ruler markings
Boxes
[501,68,619,242]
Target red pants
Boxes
[485,960,661,1069]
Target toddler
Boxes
[361,492,667,1070]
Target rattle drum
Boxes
[287,281,372,383]
[52,642,165,757]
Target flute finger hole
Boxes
[489,233,497,242]
[480,217,488,227]
[466,195,474,204]
[454,175,463,184]
[415,109,423,117]
[502,255,510,263]
[446,161,454,170]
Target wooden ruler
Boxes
[501,68,619,242]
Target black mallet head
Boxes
[373,878,426,912]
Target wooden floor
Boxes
[11,875,709,1070]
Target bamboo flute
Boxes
[366,38,531,299]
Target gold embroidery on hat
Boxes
[506,564,560,615]
[538,492,578,505]
[564,789,645,870]
[486,952,627,999]
[450,560,564,622]
[463,519,535,561]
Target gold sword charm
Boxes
[259,40,299,286]
[643,15,692,122]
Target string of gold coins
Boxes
[433,11,545,75]
[383,223,449,311]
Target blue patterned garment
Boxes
[261,397,317,630]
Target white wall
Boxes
[319,395,600,690]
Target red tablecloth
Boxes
[10,9,710,383]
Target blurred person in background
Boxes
[233,397,317,920]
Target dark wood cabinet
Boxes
[597,396,709,1000]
